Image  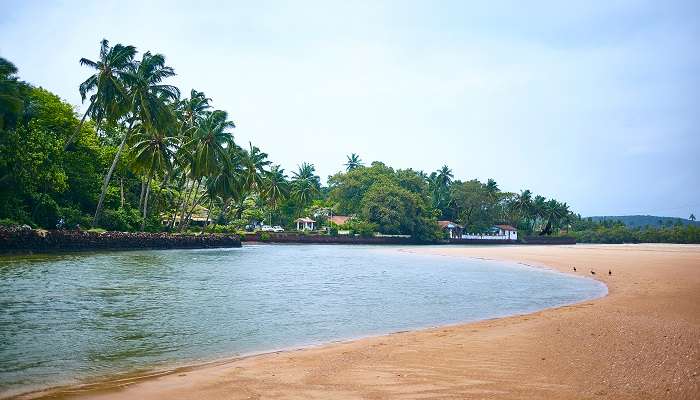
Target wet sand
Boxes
[22,244,700,399]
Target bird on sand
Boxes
[573,266,577,272]
[608,269,612,276]
[590,270,596,275]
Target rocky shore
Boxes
[0,227,241,253]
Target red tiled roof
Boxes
[495,224,517,231]
[438,220,463,229]
[329,215,350,225]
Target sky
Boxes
[1,0,699,218]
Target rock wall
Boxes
[0,227,242,253]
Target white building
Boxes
[295,217,316,231]
[461,225,518,241]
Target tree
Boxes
[129,123,177,230]
[0,57,26,131]
[263,165,289,224]
[690,214,696,222]
[67,39,136,150]
[344,153,363,171]
[242,142,270,192]
[93,50,179,226]
[291,162,320,211]
[436,165,453,188]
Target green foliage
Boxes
[100,207,141,232]
[342,220,377,237]
[570,225,700,244]
[259,232,271,242]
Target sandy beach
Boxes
[24,244,700,400]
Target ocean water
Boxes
[0,244,606,396]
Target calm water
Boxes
[0,245,606,396]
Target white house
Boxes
[493,224,518,240]
[295,217,316,231]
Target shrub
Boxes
[343,220,377,238]
[259,232,271,242]
[0,218,22,227]
[100,207,140,232]
[31,194,60,229]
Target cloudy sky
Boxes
[1,0,698,218]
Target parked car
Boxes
[272,225,284,232]
[261,225,275,232]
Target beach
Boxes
[25,244,700,400]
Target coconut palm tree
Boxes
[187,110,234,177]
[178,89,211,132]
[242,142,271,192]
[291,162,320,211]
[66,39,136,150]
[485,178,499,201]
[436,165,453,188]
[93,50,179,226]
[177,110,235,230]
[130,123,177,230]
[344,153,363,171]
[263,165,289,224]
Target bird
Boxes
[590,270,596,275]
[573,266,577,272]
[608,269,612,276]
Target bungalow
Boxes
[295,217,316,231]
[494,224,518,240]
[438,220,463,239]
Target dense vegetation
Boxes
[588,215,699,228]
[569,217,700,244]
[1,40,697,244]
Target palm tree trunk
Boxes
[177,179,197,232]
[201,198,214,233]
[63,104,91,151]
[183,180,203,231]
[93,124,131,227]
[140,173,152,231]
[138,179,146,212]
[120,178,125,208]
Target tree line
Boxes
[1,39,697,243]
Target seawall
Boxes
[0,228,242,254]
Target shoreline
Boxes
[9,244,700,399]
[6,252,606,400]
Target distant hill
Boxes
[587,215,699,228]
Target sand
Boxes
[23,244,700,400]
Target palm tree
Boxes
[690,214,696,222]
[291,162,320,211]
[510,189,532,228]
[93,51,179,226]
[130,123,177,230]
[178,89,211,132]
[200,144,245,229]
[344,153,363,171]
[242,142,271,192]
[178,110,235,230]
[66,39,136,150]
[263,165,289,224]
[485,179,499,199]
[187,110,234,177]
[436,165,453,188]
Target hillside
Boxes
[587,215,699,228]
